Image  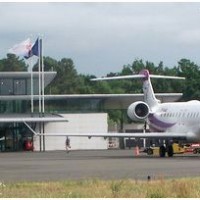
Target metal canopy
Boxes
[0,93,183,109]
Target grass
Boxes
[0,177,200,198]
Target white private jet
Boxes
[37,69,200,157]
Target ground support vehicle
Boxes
[143,143,185,157]
[184,143,200,154]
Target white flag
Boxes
[8,38,32,57]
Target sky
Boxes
[1,2,200,76]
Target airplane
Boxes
[36,69,200,157]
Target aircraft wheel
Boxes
[167,145,174,157]
[193,149,198,154]
[159,145,166,157]
[147,148,153,155]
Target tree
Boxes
[131,59,145,73]
[50,58,80,94]
[0,54,28,71]
[177,59,200,100]
[43,56,59,71]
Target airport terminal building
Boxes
[0,71,108,152]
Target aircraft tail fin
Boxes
[139,69,159,109]
[91,69,185,110]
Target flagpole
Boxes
[30,57,34,114]
[38,37,42,152]
[40,37,46,152]
[29,35,34,114]
[38,38,41,115]
[41,38,45,114]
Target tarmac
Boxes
[0,149,200,183]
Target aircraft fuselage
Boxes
[148,100,200,142]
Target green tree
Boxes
[0,54,28,71]
[131,59,145,73]
[52,58,80,94]
[177,59,200,100]
[43,56,59,71]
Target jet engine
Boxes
[127,101,150,121]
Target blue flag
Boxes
[24,38,39,59]
[31,38,39,56]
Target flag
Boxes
[25,38,39,59]
[8,38,32,57]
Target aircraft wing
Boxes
[2,93,183,109]
[37,132,187,139]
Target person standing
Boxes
[65,137,71,153]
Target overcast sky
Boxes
[1,2,200,76]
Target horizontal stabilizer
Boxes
[91,74,185,81]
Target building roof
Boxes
[0,71,56,87]
[0,93,183,109]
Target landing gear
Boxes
[167,145,174,157]
[147,148,153,155]
[159,145,166,157]
[159,144,174,157]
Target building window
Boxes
[0,79,13,95]
[13,79,26,95]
